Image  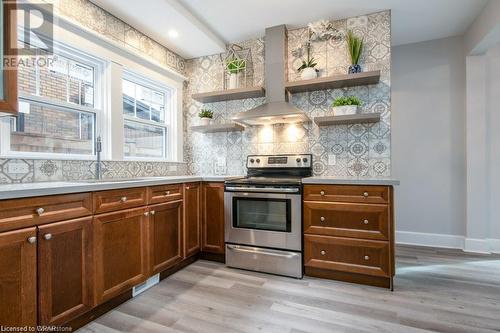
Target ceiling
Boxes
[91,0,488,59]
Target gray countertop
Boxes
[0,175,398,200]
[0,175,242,200]
[301,177,400,186]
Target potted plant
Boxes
[198,109,213,126]
[226,57,246,89]
[297,42,318,80]
[347,30,363,74]
[331,96,362,116]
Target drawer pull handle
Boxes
[44,233,52,241]
[36,207,45,216]
[150,210,156,216]
[364,255,370,261]
[363,219,369,225]
[165,191,171,195]
[363,192,369,198]
[320,216,325,222]
[320,250,326,256]
[320,190,325,196]
[144,212,149,216]
[120,196,127,203]
[27,236,36,244]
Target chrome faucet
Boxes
[96,136,102,180]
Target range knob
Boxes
[250,158,255,163]
[302,157,308,163]
[256,158,261,163]
[296,158,301,163]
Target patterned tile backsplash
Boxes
[0,159,187,184]
[184,11,392,178]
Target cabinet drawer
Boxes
[93,188,147,214]
[304,201,389,240]
[304,234,390,277]
[304,185,389,204]
[0,193,92,232]
[148,184,183,204]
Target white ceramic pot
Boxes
[199,117,211,126]
[332,105,359,116]
[300,67,317,80]
[228,73,240,89]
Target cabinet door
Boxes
[184,183,201,258]
[38,217,94,325]
[201,182,225,254]
[150,200,183,274]
[93,207,148,304]
[0,227,36,326]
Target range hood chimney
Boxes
[232,25,310,126]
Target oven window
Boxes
[232,198,291,232]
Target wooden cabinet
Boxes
[0,193,93,233]
[0,227,37,326]
[303,184,395,289]
[93,188,147,214]
[0,0,18,114]
[201,182,225,254]
[149,200,183,274]
[184,183,201,258]
[149,184,183,204]
[38,217,94,325]
[93,207,149,304]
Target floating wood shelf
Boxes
[191,86,265,103]
[285,71,380,94]
[190,123,245,133]
[314,113,381,126]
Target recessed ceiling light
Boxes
[168,30,179,38]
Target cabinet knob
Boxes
[150,210,156,216]
[186,186,190,190]
[320,190,325,196]
[165,191,170,195]
[144,212,149,216]
[320,216,325,222]
[364,255,370,261]
[120,196,127,203]
[363,192,369,198]
[320,250,326,256]
[36,207,45,216]
[44,233,52,241]
[363,219,369,225]
[27,236,36,244]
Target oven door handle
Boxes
[226,244,300,259]
[225,186,299,193]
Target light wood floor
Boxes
[77,245,500,333]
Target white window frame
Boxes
[121,70,177,162]
[0,41,108,160]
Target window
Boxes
[0,41,103,158]
[122,73,174,160]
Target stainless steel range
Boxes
[224,154,312,278]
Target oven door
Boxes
[224,189,301,251]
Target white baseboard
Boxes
[397,231,500,254]
[396,231,465,249]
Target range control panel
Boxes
[247,154,312,168]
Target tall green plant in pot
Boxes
[347,30,363,74]
[226,57,246,89]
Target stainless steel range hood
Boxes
[232,25,310,126]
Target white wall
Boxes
[465,0,500,55]
[392,36,467,245]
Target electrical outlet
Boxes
[7,162,29,174]
[328,154,336,166]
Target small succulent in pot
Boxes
[198,109,213,126]
[347,30,363,74]
[297,42,318,80]
[331,96,362,116]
